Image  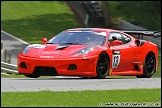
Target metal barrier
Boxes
[118,19,147,30]
[1,62,18,74]
[118,19,161,48]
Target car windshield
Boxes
[47,31,106,46]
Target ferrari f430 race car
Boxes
[17,28,160,78]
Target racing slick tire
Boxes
[136,53,156,78]
[25,74,40,78]
[96,52,109,79]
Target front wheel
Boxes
[96,53,109,79]
[25,74,40,78]
[136,53,156,78]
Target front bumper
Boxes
[17,54,98,76]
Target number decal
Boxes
[112,51,120,68]
[113,55,119,67]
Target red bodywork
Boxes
[17,28,158,77]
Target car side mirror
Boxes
[41,38,47,44]
[108,40,123,46]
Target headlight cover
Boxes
[22,44,46,54]
[74,46,95,56]
[23,46,31,54]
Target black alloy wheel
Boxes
[136,53,156,78]
[96,53,109,79]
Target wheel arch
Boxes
[100,51,110,64]
[101,51,110,60]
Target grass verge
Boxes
[1,88,161,107]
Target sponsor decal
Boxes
[140,65,143,68]
[109,69,112,75]
[68,31,106,36]
[68,30,91,32]
[43,52,59,54]
[40,56,54,58]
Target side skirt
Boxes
[109,62,144,76]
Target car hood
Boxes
[22,44,93,58]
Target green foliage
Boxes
[1,1,81,44]
[109,1,161,30]
[1,88,161,107]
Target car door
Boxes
[108,32,135,72]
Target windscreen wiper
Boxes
[46,42,55,44]
[60,42,81,45]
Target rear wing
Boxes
[120,30,161,38]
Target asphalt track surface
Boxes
[1,77,161,92]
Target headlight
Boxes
[23,46,31,54]
[74,46,95,56]
[22,44,46,54]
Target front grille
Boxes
[33,66,58,76]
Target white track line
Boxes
[1,30,29,45]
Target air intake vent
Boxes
[33,66,58,76]
[68,64,77,70]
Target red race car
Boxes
[17,28,160,78]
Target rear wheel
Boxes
[96,53,109,79]
[25,74,40,78]
[136,53,156,78]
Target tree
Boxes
[101,1,111,28]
